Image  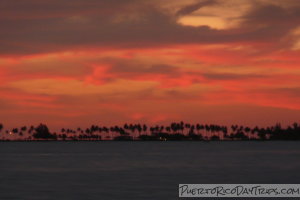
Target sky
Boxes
[0,0,300,129]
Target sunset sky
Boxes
[1,0,300,129]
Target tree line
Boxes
[0,122,300,141]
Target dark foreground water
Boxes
[1,141,300,200]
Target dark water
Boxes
[1,141,300,200]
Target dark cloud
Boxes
[243,4,299,24]
[238,4,300,41]
[266,87,300,98]
[203,73,266,80]
[0,0,138,19]
[164,89,202,99]
[106,58,180,76]
[96,59,182,81]
[0,0,299,55]
[175,0,217,16]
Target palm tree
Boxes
[33,123,56,140]
[1,121,300,141]
[257,128,267,140]
[143,124,148,135]
[12,128,18,134]
[244,127,251,140]
[21,126,27,132]
[293,122,298,130]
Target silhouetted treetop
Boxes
[33,123,56,139]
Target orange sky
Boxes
[0,0,300,129]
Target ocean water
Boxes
[1,141,300,200]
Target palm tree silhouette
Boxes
[33,124,56,140]
[1,121,300,141]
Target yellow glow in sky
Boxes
[178,16,236,30]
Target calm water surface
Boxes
[1,141,300,200]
